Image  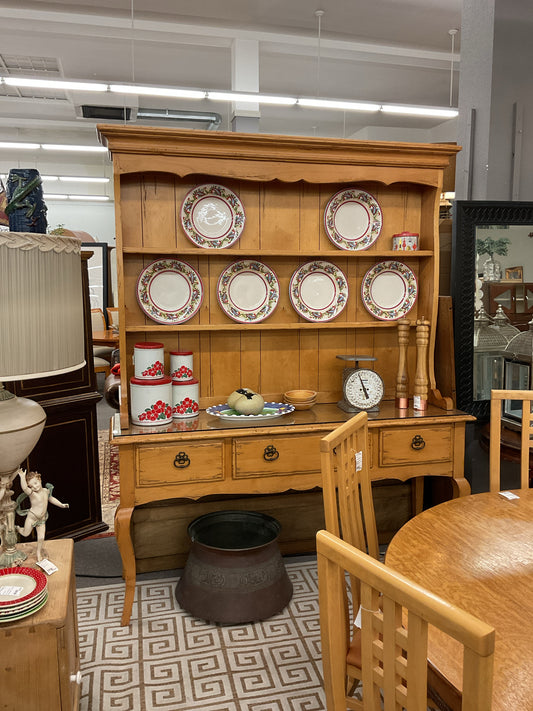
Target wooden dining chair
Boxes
[489,389,533,491]
[320,411,379,558]
[90,308,113,379]
[320,412,379,698]
[317,529,495,711]
[106,307,119,329]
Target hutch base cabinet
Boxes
[97,126,471,625]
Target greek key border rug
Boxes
[77,559,326,711]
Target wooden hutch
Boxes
[97,126,472,625]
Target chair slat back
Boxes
[489,389,533,491]
[90,307,106,332]
[317,530,495,711]
[320,412,379,560]
[106,307,119,328]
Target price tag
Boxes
[36,559,58,575]
[355,450,363,472]
[0,586,24,596]
[499,491,520,500]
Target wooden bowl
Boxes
[283,389,317,403]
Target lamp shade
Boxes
[0,231,85,380]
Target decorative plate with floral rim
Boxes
[180,183,245,249]
[324,188,382,250]
[289,260,348,322]
[361,260,417,321]
[217,260,279,323]
[136,258,203,324]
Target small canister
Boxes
[172,378,200,418]
[134,341,165,379]
[130,376,172,426]
[170,350,194,381]
[392,231,419,251]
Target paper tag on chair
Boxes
[355,450,363,471]
[499,491,520,500]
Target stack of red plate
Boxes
[0,567,48,623]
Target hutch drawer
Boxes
[233,433,321,479]
[136,439,225,487]
[378,425,453,467]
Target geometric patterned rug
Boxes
[76,558,326,711]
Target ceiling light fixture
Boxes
[110,84,205,99]
[41,144,108,152]
[381,104,458,118]
[298,98,380,112]
[58,176,110,183]
[0,141,40,150]
[208,91,297,106]
[3,77,108,92]
[43,194,110,201]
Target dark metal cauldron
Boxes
[175,510,293,624]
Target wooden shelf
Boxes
[123,247,434,258]
[124,321,397,333]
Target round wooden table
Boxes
[386,489,533,710]
[92,329,119,347]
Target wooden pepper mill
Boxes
[395,319,411,409]
[413,318,430,410]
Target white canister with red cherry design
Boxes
[172,378,200,418]
[133,341,165,379]
[130,376,172,425]
[169,350,194,381]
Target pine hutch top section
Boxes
[97,125,459,430]
[98,125,458,186]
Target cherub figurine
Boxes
[15,469,69,561]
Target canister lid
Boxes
[169,350,193,356]
[392,231,419,237]
[131,375,172,385]
[134,341,164,349]
[172,377,199,385]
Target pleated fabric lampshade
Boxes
[0,231,85,566]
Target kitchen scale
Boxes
[336,354,385,413]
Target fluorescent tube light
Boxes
[59,176,109,183]
[0,141,40,149]
[41,144,108,152]
[381,104,458,118]
[298,98,380,112]
[208,91,297,105]
[69,195,110,201]
[110,84,205,99]
[3,77,107,92]
[40,175,59,181]
[43,194,68,200]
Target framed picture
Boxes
[504,266,523,281]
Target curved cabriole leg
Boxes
[115,505,135,626]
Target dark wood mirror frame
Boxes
[451,200,533,420]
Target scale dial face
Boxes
[344,369,384,410]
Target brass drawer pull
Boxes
[173,451,191,468]
[263,445,279,462]
[411,434,426,451]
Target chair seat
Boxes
[93,345,113,359]
[93,356,110,377]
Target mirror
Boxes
[451,201,533,419]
